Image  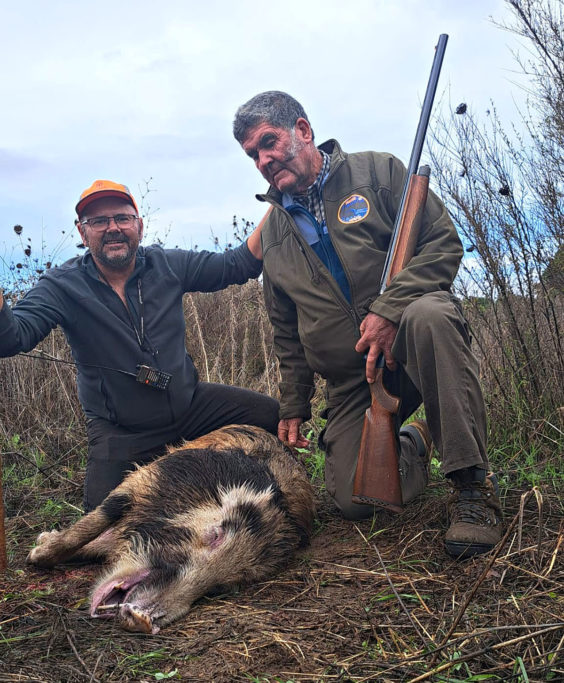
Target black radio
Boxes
[135,365,172,390]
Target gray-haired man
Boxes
[233,91,503,559]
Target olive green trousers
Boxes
[321,291,489,520]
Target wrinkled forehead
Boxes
[80,197,137,219]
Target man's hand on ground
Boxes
[355,312,398,382]
[278,418,310,448]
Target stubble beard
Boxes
[92,235,137,270]
[285,128,301,162]
[274,129,309,194]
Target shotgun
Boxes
[352,34,448,512]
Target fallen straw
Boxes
[0,452,7,571]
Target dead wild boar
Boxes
[27,425,315,634]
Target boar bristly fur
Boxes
[27,425,316,633]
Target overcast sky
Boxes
[1,0,526,279]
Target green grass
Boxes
[489,430,564,490]
[2,434,48,489]
[296,425,326,488]
[116,649,182,679]
[302,445,325,487]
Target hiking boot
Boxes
[445,472,503,559]
[401,420,433,469]
[398,420,433,503]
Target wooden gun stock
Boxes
[352,173,429,511]
[352,368,402,512]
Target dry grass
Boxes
[1,281,563,681]
[463,293,564,442]
[183,281,277,395]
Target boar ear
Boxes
[202,525,226,550]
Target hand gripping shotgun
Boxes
[352,34,448,512]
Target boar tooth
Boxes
[95,604,119,612]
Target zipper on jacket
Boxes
[96,274,144,349]
[295,239,319,283]
[289,214,359,328]
[286,203,333,267]
[314,169,361,327]
[99,275,159,360]
[319,178,359,319]
[124,279,176,424]
[316,267,360,328]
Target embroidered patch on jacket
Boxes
[338,194,370,224]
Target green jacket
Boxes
[258,139,463,420]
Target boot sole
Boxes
[445,540,495,559]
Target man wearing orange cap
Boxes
[0,180,278,511]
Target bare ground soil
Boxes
[1,480,563,682]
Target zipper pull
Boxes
[297,242,319,283]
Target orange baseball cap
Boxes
[75,180,139,216]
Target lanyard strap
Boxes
[127,280,144,349]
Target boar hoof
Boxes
[36,529,61,545]
[26,530,62,566]
[27,546,55,567]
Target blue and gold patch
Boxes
[338,194,370,224]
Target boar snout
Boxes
[119,603,161,635]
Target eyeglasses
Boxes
[80,214,139,231]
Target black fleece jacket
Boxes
[0,243,261,430]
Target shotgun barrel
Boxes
[379,33,448,296]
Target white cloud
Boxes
[1,0,525,274]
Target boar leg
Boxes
[68,527,117,562]
[27,492,131,567]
